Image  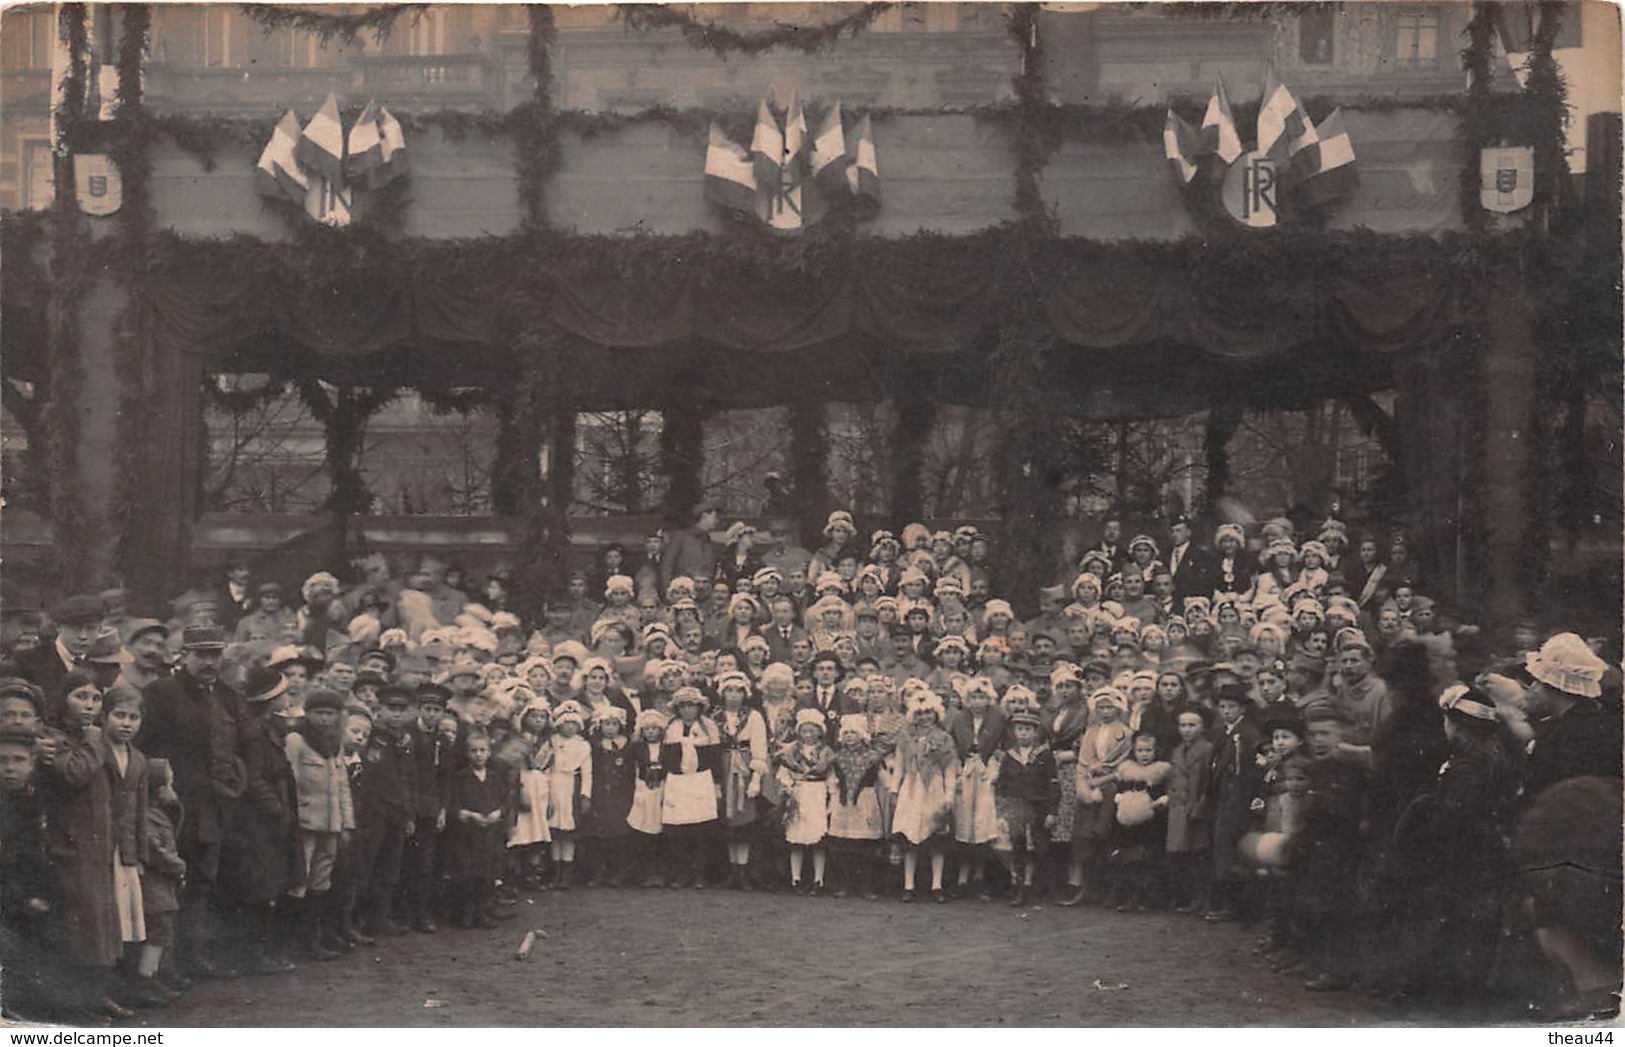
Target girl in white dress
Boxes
[545,701,592,889]
[506,695,553,889]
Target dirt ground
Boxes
[112,887,1523,1028]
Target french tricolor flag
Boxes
[704,123,758,216]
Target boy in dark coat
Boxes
[442,730,509,928]
[220,666,298,976]
[353,684,417,937]
[0,724,69,1021]
[1294,705,1370,992]
[400,683,450,933]
[1204,682,1262,922]
[1166,708,1214,914]
[141,758,189,994]
[991,710,1058,906]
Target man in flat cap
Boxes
[16,594,104,698]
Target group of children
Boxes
[0,507,1610,1023]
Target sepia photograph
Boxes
[0,0,1620,1031]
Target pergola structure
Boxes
[2,2,1617,627]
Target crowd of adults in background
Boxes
[0,503,1619,1025]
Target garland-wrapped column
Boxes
[510,323,571,618]
[889,392,935,524]
[109,4,193,607]
[990,301,1062,613]
[1202,400,1242,513]
[789,397,830,545]
[659,396,705,525]
[489,393,522,516]
[1481,264,1538,623]
[294,379,395,517]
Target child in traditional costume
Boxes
[827,714,885,899]
[713,671,768,890]
[660,687,722,888]
[777,709,836,894]
[627,709,670,886]
[891,689,959,903]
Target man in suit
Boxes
[1167,516,1214,602]
[16,594,103,699]
[800,651,860,740]
[1091,518,1126,572]
[763,594,809,665]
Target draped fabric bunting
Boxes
[124,232,1473,419]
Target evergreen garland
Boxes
[18,0,1591,614]
[988,280,1061,614]
[659,377,706,525]
[109,4,154,583]
[1523,0,1571,217]
[292,377,401,515]
[1202,401,1243,511]
[503,350,558,615]
[616,3,893,57]
[889,393,935,523]
[239,3,427,45]
[514,5,560,232]
[1516,1,1574,593]
[1005,3,1056,232]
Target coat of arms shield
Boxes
[74,154,122,217]
[1480,146,1534,214]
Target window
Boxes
[203,7,237,67]
[1298,8,1335,64]
[1394,9,1439,67]
[0,10,55,69]
[406,9,445,55]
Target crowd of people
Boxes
[0,506,1620,1025]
